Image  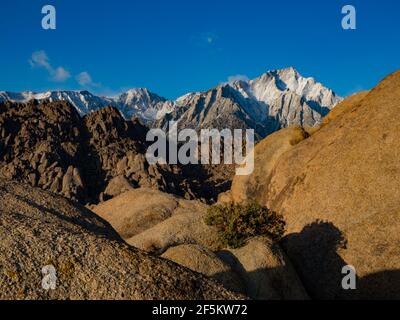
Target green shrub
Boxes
[205,202,285,249]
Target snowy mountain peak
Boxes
[115,88,172,121]
[161,68,343,138]
[239,67,342,110]
[119,88,164,103]
[275,66,301,77]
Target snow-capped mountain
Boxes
[1,67,342,138]
[158,67,342,138]
[115,88,176,121]
[0,90,115,115]
[0,89,174,122]
[228,67,342,128]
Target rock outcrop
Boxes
[217,237,309,300]
[161,244,245,294]
[0,179,241,300]
[93,188,181,239]
[230,126,308,203]
[102,190,222,254]
[230,71,400,299]
[0,100,229,205]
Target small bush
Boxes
[205,202,286,249]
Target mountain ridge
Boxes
[1,67,342,138]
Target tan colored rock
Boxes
[217,191,233,204]
[92,188,179,239]
[162,244,245,294]
[0,179,241,300]
[321,90,369,126]
[230,126,308,203]
[103,175,135,198]
[127,202,221,254]
[217,237,308,300]
[243,71,400,299]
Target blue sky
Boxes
[0,0,399,99]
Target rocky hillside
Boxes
[0,179,240,300]
[229,70,400,299]
[0,100,224,205]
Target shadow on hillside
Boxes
[282,220,350,299]
[13,193,123,241]
[78,123,108,204]
[282,220,400,300]
[216,248,308,300]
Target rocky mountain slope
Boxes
[229,70,400,299]
[0,179,240,300]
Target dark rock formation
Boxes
[0,100,227,204]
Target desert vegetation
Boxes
[205,201,286,248]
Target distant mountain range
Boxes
[0,67,342,138]
[0,89,175,122]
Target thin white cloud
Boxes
[29,51,51,70]
[76,71,100,88]
[53,67,71,82]
[29,50,70,82]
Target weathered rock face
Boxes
[93,188,181,239]
[230,126,308,204]
[217,237,309,300]
[95,189,222,254]
[321,91,369,126]
[82,107,166,198]
[0,179,241,300]
[161,244,245,294]
[230,71,400,299]
[0,100,86,202]
[0,100,229,205]
[103,175,135,199]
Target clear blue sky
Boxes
[0,0,399,99]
